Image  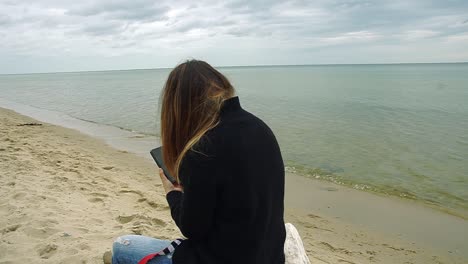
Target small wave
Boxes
[71,116,160,137]
[284,162,468,219]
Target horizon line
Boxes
[1,61,467,76]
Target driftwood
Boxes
[284,223,311,264]
[17,123,43,126]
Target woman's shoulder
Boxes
[218,108,275,138]
[208,109,278,154]
[218,108,269,130]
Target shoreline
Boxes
[1,105,467,263]
[1,97,466,219]
[285,173,468,258]
[0,98,159,158]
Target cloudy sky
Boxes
[1,0,467,74]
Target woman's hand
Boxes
[158,168,183,194]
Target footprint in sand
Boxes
[88,197,104,203]
[90,192,109,197]
[23,226,60,239]
[78,243,91,251]
[116,214,167,227]
[91,218,104,224]
[101,176,114,183]
[151,217,166,226]
[119,189,143,197]
[131,217,167,235]
[12,192,28,200]
[37,244,58,259]
[307,214,321,219]
[116,214,136,224]
[146,200,162,209]
[37,195,58,203]
[337,259,356,264]
[53,176,69,182]
[318,242,353,255]
[88,192,109,203]
[137,197,162,209]
[131,221,148,235]
[1,224,21,234]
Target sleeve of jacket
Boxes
[166,139,219,241]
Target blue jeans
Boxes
[112,235,173,264]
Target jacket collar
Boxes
[220,96,241,115]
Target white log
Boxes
[284,223,311,264]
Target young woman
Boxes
[112,60,286,264]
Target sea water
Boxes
[1,63,467,217]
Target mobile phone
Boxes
[150,147,177,184]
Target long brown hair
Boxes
[160,60,235,182]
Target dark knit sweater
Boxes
[166,96,286,264]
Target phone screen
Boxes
[150,147,177,184]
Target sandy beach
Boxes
[1,107,467,264]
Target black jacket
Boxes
[166,96,286,264]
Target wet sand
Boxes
[0,107,466,263]
[285,174,468,263]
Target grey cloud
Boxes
[68,1,169,22]
[79,22,123,36]
[0,0,467,73]
[60,1,168,37]
[0,15,12,25]
[308,1,466,34]
[225,0,281,13]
